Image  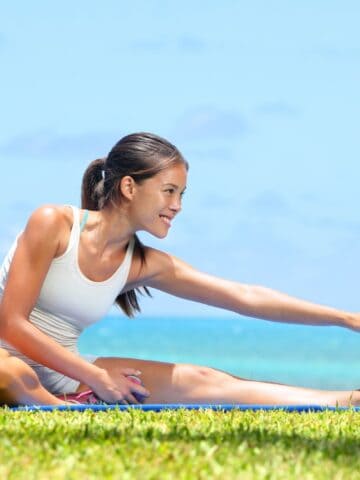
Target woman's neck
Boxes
[85,205,134,256]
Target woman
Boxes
[0,132,359,407]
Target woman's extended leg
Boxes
[76,357,360,407]
[0,349,64,406]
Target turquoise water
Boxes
[78,315,360,390]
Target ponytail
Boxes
[81,158,106,211]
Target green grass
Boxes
[1,408,360,479]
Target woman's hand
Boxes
[88,367,150,404]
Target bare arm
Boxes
[141,248,356,329]
[0,206,149,402]
[0,207,101,384]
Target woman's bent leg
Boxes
[0,349,64,406]
[77,357,360,407]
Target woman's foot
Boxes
[56,390,100,405]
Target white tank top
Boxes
[0,205,135,364]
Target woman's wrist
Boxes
[80,363,107,387]
[342,312,359,331]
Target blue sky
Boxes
[1,1,360,316]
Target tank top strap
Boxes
[79,210,89,233]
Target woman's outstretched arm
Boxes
[140,248,358,330]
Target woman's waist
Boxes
[0,307,82,350]
[29,307,83,344]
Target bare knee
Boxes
[0,366,13,391]
[0,348,11,361]
[0,357,42,406]
[0,357,39,391]
[175,364,228,389]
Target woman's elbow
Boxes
[0,313,11,341]
[0,311,21,343]
[230,283,261,315]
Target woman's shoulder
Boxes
[127,244,174,287]
[27,204,74,231]
[21,205,75,256]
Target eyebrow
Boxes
[163,183,187,192]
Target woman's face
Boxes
[129,163,187,238]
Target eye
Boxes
[165,188,175,194]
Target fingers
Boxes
[125,375,150,395]
[92,369,150,405]
[125,392,140,405]
[111,392,139,405]
[123,373,150,401]
[105,383,146,405]
[117,381,150,405]
[135,384,150,398]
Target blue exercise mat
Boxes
[9,403,360,412]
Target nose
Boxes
[170,196,182,213]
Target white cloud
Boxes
[0,131,120,160]
[173,106,247,141]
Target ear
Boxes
[119,176,137,200]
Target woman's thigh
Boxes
[77,357,238,404]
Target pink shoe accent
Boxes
[56,390,100,404]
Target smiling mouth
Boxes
[159,214,172,226]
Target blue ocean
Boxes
[78,315,360,390]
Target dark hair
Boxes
[81,132,188,317]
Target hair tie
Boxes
[101,169,105,180]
